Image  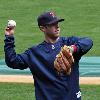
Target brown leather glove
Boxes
[54,45,74,75]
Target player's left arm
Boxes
[54,37,93,75]
[67,36,93,56]
[76,37,93,54]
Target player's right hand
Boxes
[5,20,16,36]
[5,27,15,36]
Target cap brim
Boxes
[47,18,64,25]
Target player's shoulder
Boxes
[60,36,80,44]
[61,36,79,40]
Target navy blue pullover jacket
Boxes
[4,35,93,100]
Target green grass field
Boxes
[0,0,100,58]
[0,83,99,100]
[0,0,100,100]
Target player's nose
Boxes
[55,23,59,29]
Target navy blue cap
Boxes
[37,11,64,26]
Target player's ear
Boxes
[39,26,46,32]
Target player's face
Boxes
[44,22,60,38]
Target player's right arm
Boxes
[4,26,29,70]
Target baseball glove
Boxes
[54,45,74,75]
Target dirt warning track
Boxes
[0,75,100,84]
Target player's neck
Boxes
[45,35,59,44]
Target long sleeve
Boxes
[67,36,93,60]
[76,37,93,55]
[4,35,29,70]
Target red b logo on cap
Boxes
[50,12,55,18]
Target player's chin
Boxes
[55,33,60,38]
[54,32,60,37]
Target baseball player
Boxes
[4,11,93,100]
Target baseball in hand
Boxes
[7,20,16,28]
[5,20,16,35]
